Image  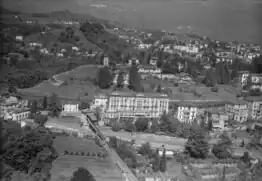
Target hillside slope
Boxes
[80,21,134,62]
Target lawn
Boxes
[53,135,104,154]
[51,155,124,181]
[55,64,98,81]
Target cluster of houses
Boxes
[0,96,30,123]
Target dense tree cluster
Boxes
[58,27,80,45]
[185,128,209,159]
[212,131,232,159]
[96,66,113,89]
[1,120,58,181]
[128,65,142,92]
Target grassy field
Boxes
[51,135,124,181]
[53,135,104,154]
[51,156,124,181]
[18,64,98,99]
[55,64,98,81]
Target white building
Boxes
[225,99,248,123]
[244,96,262,121]
[15,36,23,41]
[91,93,108,112]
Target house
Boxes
[105,91,169,118]
[138,65,162,74]
[103,56,109,66]
[225,99,248,123]
[61,100,80,113]
[15,36,23,41]
[128,58,140,66]
[205,109,229,130]
[244,96,262,121]
[40,48,49,54]
[56,53,64,57]
[149,57,158,66]
[29,42,42,47]
[91,93,108,112]
[72,46,79,51]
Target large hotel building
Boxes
[105,91,169,118]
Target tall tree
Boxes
[42,96,47,109]
[97,67,113,89]
[116,71,125,88]
[30,100,38,115]
[48,93,61,117]
[152,149,160,172]
[128,65,142,92]
[159,147,167,172]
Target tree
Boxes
[152,149,160,172]
[185,128,209,159]
[124,121,136,132]
[211,86,218,92]
[8,86,17,94]
[48,93,61,117]
[42,96,47,109]
[138,142,152,156]
[70,167,96,181]
[30,100,38,115]
[135,118,149,132]
[129,65,142,92]
[207,119,213,131]
[159,147,167,172]
[97,67,112,89]
[34,115,48,126]
[212,131,232,159]
[2,121,57,177]
[116,71,125,88]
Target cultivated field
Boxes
[51,156,124,181]
[53,135,104,154]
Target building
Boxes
[225,99,248,123]
[149,57,157,66]
[205,109,229,131]
[91,93,108,112]
[138,65,162,74]
[103,56,109,66]
[105,91,169,118]
[244,96,262,121]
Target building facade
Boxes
[105,91,169,118]
[225,100,248,123]
[244,96,262,121]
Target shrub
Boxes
[92,152,96,157]
[64,150,69,155]
[75,152,79,156]
[112,123,121,132]
[211,86,218,92]
[86,152,90,156]
[70,152,74,155]
[138,142,152,156]
[81,152,84,156]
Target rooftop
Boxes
[110,91,168,98]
